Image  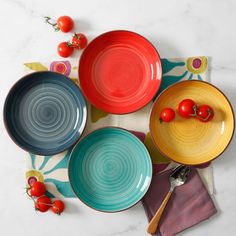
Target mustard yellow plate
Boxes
[150,80,235,165]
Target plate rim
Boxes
[68,126,153,213]
[78,29,163,114]
[149,79,235,165]
[3,71,88,156]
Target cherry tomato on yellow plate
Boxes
[178,99,197,118]
[159,108,175,123]
[197,105,214,122]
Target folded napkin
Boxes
[142,168,217,236]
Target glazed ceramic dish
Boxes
[4,71,87,155]
[69,127,152,212]
[150,80,235,165]
[79,30,162,114]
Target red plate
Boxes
[79,30,162,114]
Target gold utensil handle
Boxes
[146,190,172,235]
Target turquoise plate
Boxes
[68,127,152,212]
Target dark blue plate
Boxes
[4,71,87,155]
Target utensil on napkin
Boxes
[147,165,190,234]
[142,167,217,236]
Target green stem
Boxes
[44,16,59,31]
[189,105,198,117]
[67,42,78,48]
[197,109,212,121]
[75,34,81,40]
[26,189,36,204]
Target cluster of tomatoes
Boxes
[27,181,65,215]
[45,16,88,58]
[160,98,214,123]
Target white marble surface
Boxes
[0,0,236,235]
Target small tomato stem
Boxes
[26,189,37,204]
[38,202,53,207]
[67,42,78,48]
[193,105,197,116]
[197,109,212,121]
[44,16,59,31]
[75,34,81,40]
[26,188,31,198]
[55,206,61,215]
[189,105,198,117]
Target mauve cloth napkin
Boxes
[142,168,217,236]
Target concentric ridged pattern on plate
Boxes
[150,80,235,165]
[79,30,162,114]
[69,127,152,212]
[5,72,87,155]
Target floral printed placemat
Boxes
[24,56,213,198]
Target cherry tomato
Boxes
[57,16,74,33]
[51,200,65,215]
[72,33,88,49]
[57,42,74,58]
[178,99,197,118]
[28,181,46,197]
[196,105,214,122]
[35,196,52,212]
[159,108,175,123]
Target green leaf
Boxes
[144,132,171,164]
[24,62,48,71]
[91,105,109,122]
[70,77,79,84]
[161,59,185,74]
